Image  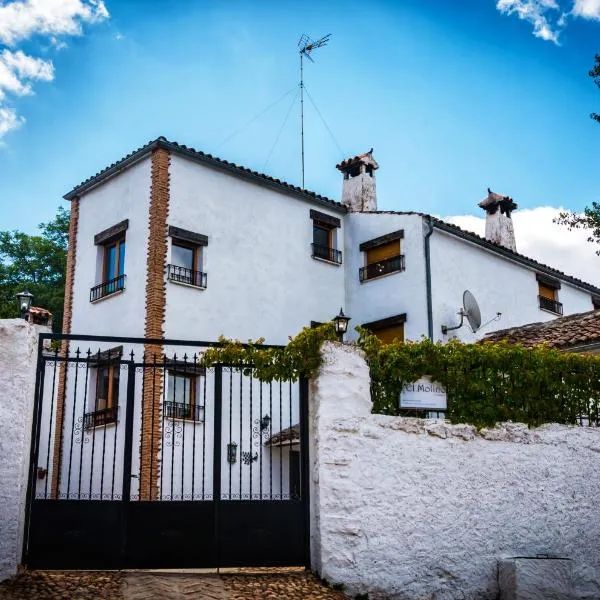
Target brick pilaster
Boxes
[139,147,170,500]
[51,197,79,498]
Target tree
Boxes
[555,55,600,253]
[0,207,69,331]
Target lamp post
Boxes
[16,290,33,320]
[333,308,350,342]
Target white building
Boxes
[61,137,600,346]
[34,137,600,508]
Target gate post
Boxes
[212,365,222,568]
[0,320,48,581]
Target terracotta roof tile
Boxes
[64,137,345,212]
[484,310,600,349]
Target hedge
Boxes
[199,324,600,428]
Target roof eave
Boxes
[63,139,160,200]
[63,138,347,214]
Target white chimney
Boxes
[478,188,517,252]
[336,149,378,212]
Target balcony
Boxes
[167,264,207,288]
[90,274,126,302]
[84,406,118,429]
[359,254,405,282]
[164,401,204,422]
[311,243,342,265]
[539,295,563,315]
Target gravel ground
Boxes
[0,570,350,600]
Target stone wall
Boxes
[0,320,44,581]
[310,342,600,599]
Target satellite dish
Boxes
[441,290,482,335]
[463,290,481,333]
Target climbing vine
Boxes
[199,324,600,428]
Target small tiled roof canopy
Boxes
[484,310,600,350]
[336,149,379,172]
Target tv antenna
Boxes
[442,290,483,335]
[298,33,331,189]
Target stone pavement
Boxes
[0,570,349,599]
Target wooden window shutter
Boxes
[538,283,556,300]
[366,240,400,265]
[374,323,404,345]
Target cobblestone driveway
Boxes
[0,570,349,600]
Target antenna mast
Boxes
[298,33,331,189]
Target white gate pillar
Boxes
[0,319,47,581]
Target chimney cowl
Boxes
[479,188,518,252]
[338,149,378,212]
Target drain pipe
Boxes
[424,217,434,340]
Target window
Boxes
[537,274,562,315]
[85,347,122,428]
[167,226,208,288]
[91,220,128,302]
[362,314,406,345]
[592,296,600,311]
[164,371,203,421]
[309,209,342,265]
[359,230,405,282]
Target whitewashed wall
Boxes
[70,157,151,338]
[166,155,346,344]
[430,229,596,343]
[310,342,600,600]
[344,213,428,342]
[0,320,46,582]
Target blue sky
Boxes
[0,0,599,258]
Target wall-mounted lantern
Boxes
[227,442,238,464]
[16,290,33,320]
[333,307,351,342]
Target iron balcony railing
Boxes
[311,243,342,264]
[359,254,405,282]
[90,274,126,302]
[167,264,207,288]
[84,405,118,429]
[539,295,563,315]
[164,400,204,422]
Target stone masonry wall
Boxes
[310,342,600,600]
[0,320,44,581]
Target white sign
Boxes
[400,377,447,410]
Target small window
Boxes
[103,237,126,283]
[91,220,128,302]
[85,348,121,428]
[374,323,404,344]
[165,372,202,421]
[309,210,342,265]
[537,274,562,315]
[362,314,406,345]
[167,227,208,289]
[366,240,400,265]
[592,296,600,311]
[359,232,405,282]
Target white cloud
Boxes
[0,0,109,141]
[0,107,25,137]
[444,207,600,287]
[496,0,564,44]
[496,0,600,43]
[0,0,109,46]
[572,0,600,19]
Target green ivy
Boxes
[359,327,600,427]
[198,324,600,428]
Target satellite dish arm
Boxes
[441,311,465,335]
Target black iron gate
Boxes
[24,333,310,570]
